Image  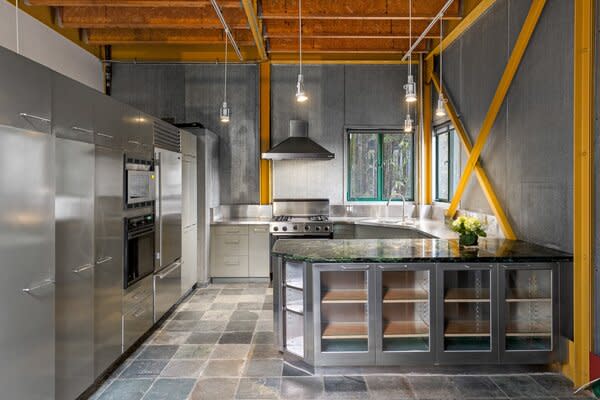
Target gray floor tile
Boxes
[252,331,275,345]
[96,379,154,400]
[211,303,238,310]
[172,311,205,320]
[236,377,281,399]
[211,344,251,359]
[531,374,578,396]
[137,345,179,360]
[248,344,282,359]
[186,332,222,344]
[244,359,283,377]
[280,377,324,400]
[230,310,260,321]
[450,376,506,399]
[491,375,551,398]
[323,376,367,393]
[226,320,257,332]
[160,360,206,378]
[237,302,264,310]
[366,375,415,399]
[163,320,201,332]
[407,376,462,400]
[222,288,245,295]
[255,319,274,331]
[120,360,169,379]
[190,377,239,400]
[142,378,196,400]
[182,302,212,311]
[194,320,228,332]
[243,288,267,295]
[201,310,234,321]
[151,331,191,345]
[202,359,246,377]
[263,303,273,311]
[220,332,254,344]
[173,344,213,359]
[281,363,312,377]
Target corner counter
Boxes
[272,238,572,368]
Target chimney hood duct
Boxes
[262,120,335,160]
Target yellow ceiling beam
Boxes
[445,0,546,218]
[426,0,498,60]
[259,62,271,204]
[431,72,516,240]
[422,72,433,205]
[241,0,267,60]
[563,0,594,387]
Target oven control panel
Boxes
[270,222,332,236]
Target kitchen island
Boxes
[272,238,572,367]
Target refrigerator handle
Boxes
[155,150,162,266]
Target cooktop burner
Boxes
[273,215,329,222]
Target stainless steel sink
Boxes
[364,218,416,226]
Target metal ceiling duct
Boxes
[262,120,335,161]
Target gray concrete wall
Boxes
[441,0,573,251]
[270,64,413,204]
[111,63,259,205]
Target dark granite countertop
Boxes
[271,238,573,263]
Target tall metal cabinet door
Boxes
[55,138,95,400]
[0,47,52,132]
[0,125,54,400]
[156,148,182,269]
[52,74,95,143]
[94,145,124,377]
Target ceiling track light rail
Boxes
[210,0,244,61]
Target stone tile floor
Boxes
[89,283,594,400]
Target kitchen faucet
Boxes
[386,191,406,223]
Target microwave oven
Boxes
[125,160,155,207]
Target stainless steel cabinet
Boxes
[312,263,376,366]
[93,94,123,149]
[375,264,435,364]
[0,47,52,133]
[123,275,154,351]
[94,145,124,377]
[154,261,182,321]
[55,138,95,400]
[0,124,55,400]
[155,148,182,270]
[52,74,95,143]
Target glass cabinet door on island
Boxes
[499,263,559,363]
[313,264,376,365]
[376,264,434,364]
[282,261,305,357]
[437,264,497,363]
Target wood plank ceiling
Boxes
[24,0,463,61]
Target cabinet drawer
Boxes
[123,275,153,315]
[213,225,249,235]
[212,234,249,256]
[123,298,153,350]
[211,255,249,277]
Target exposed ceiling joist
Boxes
[260,14,462,21]
[27,0,240,7]
[265,33,440,39]
[83,28,255,44]
[240,0,267,60]
[268,49,428,54]
[264,20,440,35]
[268,38,428,52]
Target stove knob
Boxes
[282,226,288,232]
[273,226,279,232]
[315,226,321,232]
[304,225,311,231]
[324,226,330,232]
[293,225,298,231]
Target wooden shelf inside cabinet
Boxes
[322,322,368,339]
[383,288,428,303]
[444,288,490,303]
[506,320,552,337]
[445,320,490,337]
[506,289,552,302]
[384,320,429,338]
[321,289,367,304]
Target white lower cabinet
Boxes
[210,224,270,278]
[182,224,198,294]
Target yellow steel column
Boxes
[445,0,547,218]
[259,62,272,204]
[564,0,594,386]
[423,59,433,205]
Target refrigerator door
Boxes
[155,148,182,271]
[55,138,95,400]
[94,145,124,377]
[0,124,54,400]
[154,261,182,322]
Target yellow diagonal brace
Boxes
[241,0,267,60]
[431,73,516,240]
[446,0,546,218]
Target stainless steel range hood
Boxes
[262,120,335,160]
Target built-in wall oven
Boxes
[124,214,155,289]
[125,158,155,208]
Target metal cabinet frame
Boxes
[435,263,498,364]
[312,263,377,366]
[498,262,560,364]
[375,263,436,365]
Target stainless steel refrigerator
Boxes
[154,147,183,321]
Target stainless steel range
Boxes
[270,199,333,237]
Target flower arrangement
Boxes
[450,215,487,247]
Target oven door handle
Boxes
[128,228,155,240]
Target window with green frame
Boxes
[347,130,414,201]
[433,123,460,202]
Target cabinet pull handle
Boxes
[73,263,94,273]
[224,261,240,266]
[96,132,114,139]
[22,279,54,294]
[225,240,240,245]
[72,126,94,134]
[19,113,51,123]
[128,140,141,145]
[133,308,146,318]
[142,144,152,148]
[253,228,267,232]
[341,265,367,271]
[157,262,181,279]
[96,256,113,265]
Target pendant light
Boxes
[295,0,308,103]
[435,17,447,117]
[220,28,231,123]
[404,105,413,132]
[404,0,417,103]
